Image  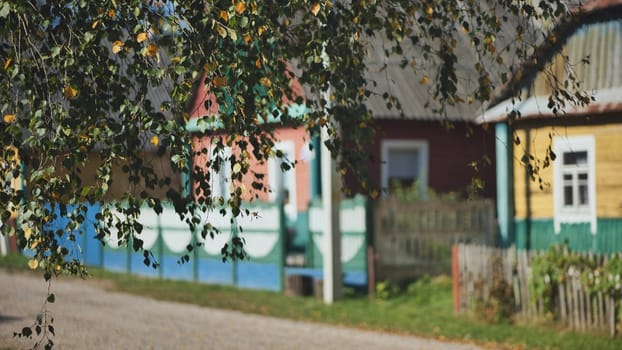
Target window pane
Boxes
[579,184,588,205]
[563,173,572,181]
[578,173,588,180]
[388,149,420,179]
[564,185,573,206]
[563,151,587,165]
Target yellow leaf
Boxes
[171,56,181,64]
[91,20,100,29]
[232,162,242,174]
[311,2,321,16]
[23,226,32,239]
[30,239,40,249]
[146,43,158,57]
[257,26,266,36]
[243,33,252,44]
[255,58,262,68]
[107,9,116,18]
[212,76,228,88]
[150,135,159,147]
[111,40,124,54]
[217,25,227,38]
[420,75,430,85]
[235,2,247,14]
[3,114,15,124]
[136,32,148,43]
[259,77,272,88]
[370,190,379,199]
[426,5,434,16]
[219,10,229,21]
[227,28,237,41]
[63,85,77,99]
[3,58,11,70]
[28,259,38,270]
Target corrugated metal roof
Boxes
[480,2,622,122]
[363,32,483,122]
[363,3,528,122]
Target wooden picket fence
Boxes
[453,243,622,336]
[374,199,495,283]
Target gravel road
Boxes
[0,270,484,350]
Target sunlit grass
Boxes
[2,253,621,350]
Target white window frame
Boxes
[269,141,297,221]
[380,139,429,198]
[553,135,597,234]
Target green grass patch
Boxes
[2,253,621,350]
[0,253,29,272]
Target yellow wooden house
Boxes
[479,1,622,253]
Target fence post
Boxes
[193,230,199,282]
[126,239,131,274]
[231,221,238,287]
[452,244,460,314]
[367,245,375,298]
[157,216,163,279]
[279,201,286,292]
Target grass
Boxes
[2,253,621,350]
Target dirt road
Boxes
[0,270,483,350]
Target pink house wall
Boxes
[191,127,312,212]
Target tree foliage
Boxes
[0,0,576,277]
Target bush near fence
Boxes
[453,243,622,336]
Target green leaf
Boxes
[0,3,10,18]
[50,46,61,58]
[47,293,55,303]
[84,32,94,43]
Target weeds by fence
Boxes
[454,243,622,336]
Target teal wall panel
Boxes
[515,218,622,253]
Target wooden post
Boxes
[598,292,604,330]
[609,295,616,337]
[320,122,342,304]
[559,280,567,324]
[567,279,575,330]
[367,246,375,298]
[452,244,460,314]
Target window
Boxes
[553,135,596,234]
[269,141,297,222]
[380,140,428,197]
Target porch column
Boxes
[320,125,342,304]
[495,122,515,247]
